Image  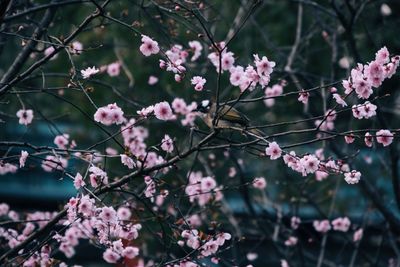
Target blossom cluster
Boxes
[158,41,202,83]
[94,103,125,125]
[264,82,285,107]
[228,52,276,91]
[185,171,223,206]
[62,196,141,263]
[342,47,399,100]
[0,203,60,266]
[178,230,231,258]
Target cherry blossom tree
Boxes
[0,0,399,266]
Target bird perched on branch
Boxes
[195,100,265,138]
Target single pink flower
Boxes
[376,129,394,146]
[353,229,363,242]
[121,154,135,169]
[298,90,310,104]
[73,172,85,189]
[99,206,117,223]
[332,217,351,232]
[70,41,83,55]
[148,75,159,85]
[188,40,202,61]
[252,177,267,189]
[364,132,373,147]
[344,170,361,184]
[333,93,347,107]
[81,66,99,79]
[122,246,139,259]
[103,248,120,263]
[139,35,160,56]
[313,220,331,233]
[154,101,173,121]
[19,150,28,168]
[161,134,174,153]
[191,76,206,91]
[344,134,355,144]
[107,62,121,77]
[265,142,282,160]
[16,109,34,125]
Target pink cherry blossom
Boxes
[103,248,120,263]
[122,246,139,259]
[16,109,34,125]
[159,59,166,69]
[117,206,131,221]
[201,176,217,192]
[208,43,235,72]
[339,57,351,69]
[165,44,187,64]
[77,195,95,216]
[89,166,108,187]
[254,54,276,76]
[171,98,188,114]
[54,134,69,149]
[188,40,202,61]
[139,35,160,56]
[365,132,373,147]
[174,74,183,82]
[59,243,75,258]
[281,259,290,267]
[284,236,298,246]
[291,216,301,229]
[70,41,83,55]
[81,66,99,79]
[137,105,154,117]
[161,134,174,153]
[299,155,320,175]
[376,129,394,146]
[331,217,351,232]
[154,101,174,121]
[0,203,10,216]
[99,206,117,223]
[247,252,258,261]
[315,170,329,181]
[333,93,347,107]
[298,90,309,104]
[121,154,135,169]
[106,62,121,77]
[252,177,267,189]
[229,65,245,87]
[375,46,390,65]
[0,163,17,175]
[313,220,331,233]
[344,170,361,184]
[265,142,282,160]
[19,150,28,168]
[221,52,235,70]
[191,76,206,91]
[73,172,85,189]
[351,102,377,119]
[264,83,284,107]
[228,167,237,178]
[106,147,118,155]
[353,229,363,242]
[44,46,58,60]
[148,75,159,85]
[41,155,68,172]
[344,134,355,144]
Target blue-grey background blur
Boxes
[1,0,400,266]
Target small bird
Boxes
[196,100,265,138]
